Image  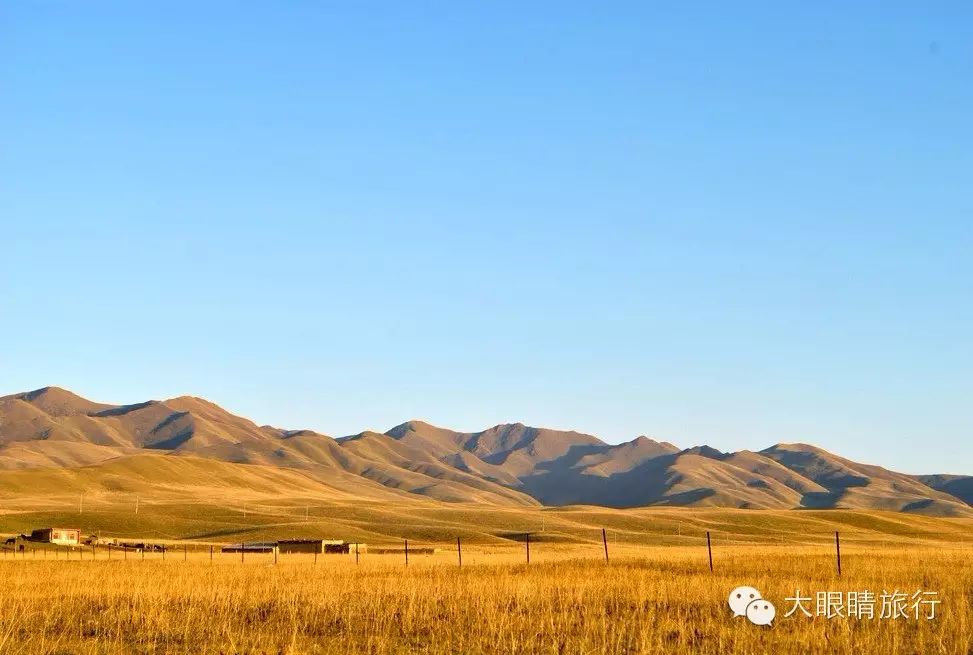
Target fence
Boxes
[0,529,855,575]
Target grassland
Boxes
[3,492,972,548]
[1,498,972,653]
[0,543,969,654]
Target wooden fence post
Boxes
[184,545,187,562]
[457,537,462,568]
[210,546,213,562]
[835,531,841,576]
[602,528,609,564]
[525,533,531,565]
[706,531,713,573]
[404,539,409,567]
[355,542,359,566]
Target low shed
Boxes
[221,542,278,554]
[278,539,344,554]
[30,528,81,546]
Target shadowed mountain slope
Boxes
[0,387,969,516]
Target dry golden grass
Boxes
[0,543,969,654]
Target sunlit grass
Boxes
[0,544,968,654]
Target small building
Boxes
[29,528,81,546]
[221,542,278,554]
[278,539,344,554]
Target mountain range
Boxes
[1,386,971,517]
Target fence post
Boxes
[314,550,318,566]
[274,548,278,565]
[457,537,462,568]
[210,546,213,563]
[404,539,409,567]
[602,528,609,564]
[835,531,841,576]
[706,531,714,573]
[526,532,531,565]
[108,544,112,560]
[184,545,187,562]
[162,546,165,561]
[355,542,359,566]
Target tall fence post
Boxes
[355,542,359,566]
[706,531,714,573]
[210,546,213,562]
[108,544,112,560]
[835,531,841,576]
[314,550,318,566]
[404,539,409,567]
[602,528,609,564]
[457,537,462,567]
[184,545,187,562]
[525,532,531,565]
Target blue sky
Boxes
[1,2,970,473]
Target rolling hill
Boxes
[0,386,970,518]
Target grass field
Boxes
[0,543,969,654]
[1,500,971,654]
[3,494,973,547]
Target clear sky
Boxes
[1,3,970,474]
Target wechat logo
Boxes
[728,585,776,626]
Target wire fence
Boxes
[0,528,955,576]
